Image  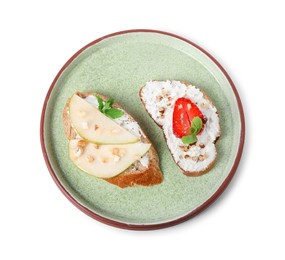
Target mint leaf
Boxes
[106,98,115,107]
[181,117,203,144]
[104,108,124,119]
[191,117,202,133]
[96,96,104,111]
[95,95,124,119]
[190,127,198,135]
[181,134,198,144]
[102,103,110,113]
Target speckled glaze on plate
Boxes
[40,29,245,230]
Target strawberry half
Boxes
[172,97,204,138]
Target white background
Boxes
[1,0,284,259]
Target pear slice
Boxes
[69,140,151,179]
[69,94,139,144]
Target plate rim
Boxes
[40,29,245,230]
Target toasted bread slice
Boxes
[140,80,221,176]
[63,92,163,188]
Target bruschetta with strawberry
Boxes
[140,80,221,176]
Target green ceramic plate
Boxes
[41,30,245,230]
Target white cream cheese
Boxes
[141,80,220,172]
[84,95,149,167]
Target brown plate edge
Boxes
[40,29,245,230]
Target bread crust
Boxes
[139,81,221,177]
[63,92,163,188]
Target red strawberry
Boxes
[172,97,204,138]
